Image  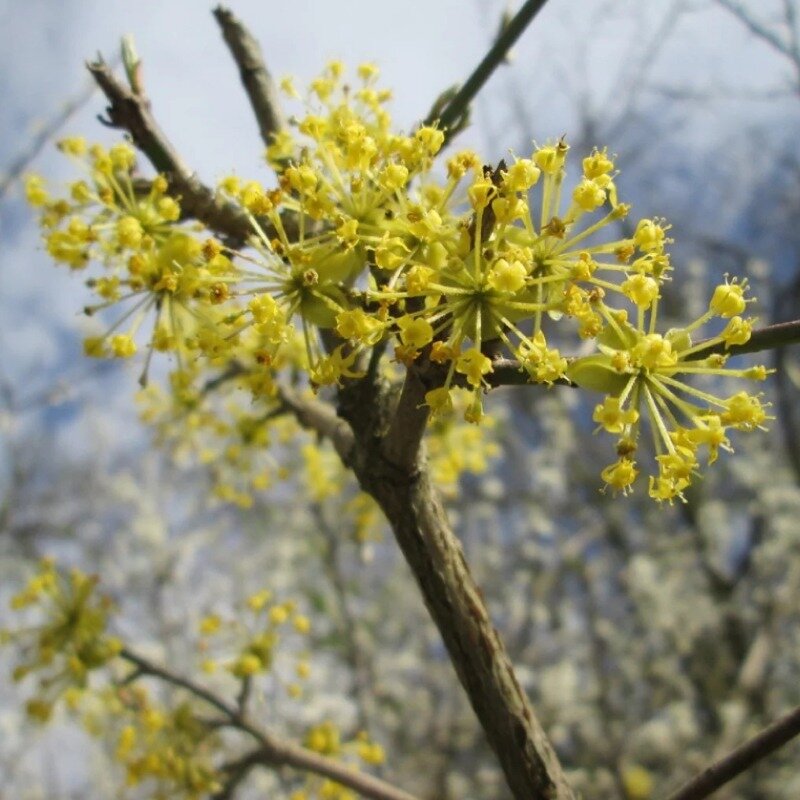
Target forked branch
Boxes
[87,58,258,246]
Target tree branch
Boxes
[213,6,286,147]
[120,646,239,718]
[664,703,800,800]
[213,749,262,800]
[381,366,432,472]
[86,57,257,246]
[278,385,355,463]
[119,647,419,800]
[486,319,800,388]
[687,318,800,358]
[337,373,575,800]
[425,0,550,139]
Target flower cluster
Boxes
[3,560,391,800]
[571,276,769,501]
[2,559,120,722]
[292,722,385,800]
[111,689,221,798]
[26,61,771,499]
[197,586,313,698]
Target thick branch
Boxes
[86,58,256,245]
[119,647,419,800]
[213,6,286,147]
[664,703,800,800]
[425,0,550,139]
[381,367,432,472]
[339,373,575,800]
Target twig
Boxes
[425,0,550,139]
[213,6,286,147]
[715,0,800,74]
[236,675,252,715]
[120,647,238,719]
[664,703,800,800]
[687,318,800,358]
[86,57,257,246]
[278,384,355,463]
[201,361,247,395]
[118,647,420,800]
[213,750,263,799]
[486,319,800,388]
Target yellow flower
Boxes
[601,458,638,495]
[198,614,221,635]
[622,764,654,800]
[110,334,137,358]
[397,316,434,349]
[710,277,748,317]
[456,348,493,388]
[293,615,311,634]
[569,280,768,499]
[269,605,289,625]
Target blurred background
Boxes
[2,1,800,798]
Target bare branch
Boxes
[664,702,800,800]
[716,0,794,58]
[213,749,262,800]
[350,451,576,800]
[213,6,286,147]
[278,385,356,463]
[86,57,256,246]
[120,647,239,718]
[487,319,800,389]
[715,0,800,88]
[119,647,420,800]
[425,0,551,141]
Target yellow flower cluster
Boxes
[197,587,313,698]
[5,562,389,799]
[138,364,299,508]
[2,559,120,722]
[112,690,221,798]
[28,62,771,499]
[293,722,385,800]
[571,275,769,501]
[27,138,245,384]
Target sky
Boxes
[0,0,796,448]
